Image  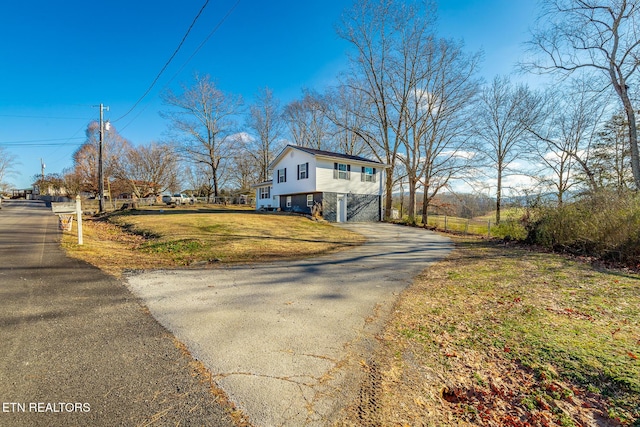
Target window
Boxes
[333,163,350,180]
[277,168,287,183]
[307,194,314,207]
[259,186,270,199]
[297,162,309,180]
[286,196,292,207]
[361,166,376,182]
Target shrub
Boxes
[490,219,528,240]
[523,190,640,266]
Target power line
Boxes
[0,137,85,146]
[117,0,242,133]
[169,0,241,83]
[0,114,91,120]
[113,0,211,123]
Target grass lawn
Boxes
[61,206,364,277]
[340,236,640,426]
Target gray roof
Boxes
[286,145,384,165]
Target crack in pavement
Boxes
[126,223,452,426]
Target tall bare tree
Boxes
[414,41,481,225]
[337,0,438,219]
[387,24,480,223]
[246,87,285,182]
[525,0,640,189]
[162,74,243,197]
[475,76,543,224]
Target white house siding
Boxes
[254,183,274,210]
[270,149,317,196]
[315,158,382,195]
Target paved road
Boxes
[126,222,453,426]
[0,200,235,426]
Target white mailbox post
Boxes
[51,196,83,245]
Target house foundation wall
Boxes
[278,192,381,222]
[322,192,380,222]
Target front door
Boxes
[337,194,347,222]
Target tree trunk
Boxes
[384,169,393,220]
[211,164,219,198]
[496,163,502,225]
[621,93,640,189]
[407,176,417,224]
[420,188,430,226]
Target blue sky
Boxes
[0,0,538,189]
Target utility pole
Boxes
[40,159,46,196]
[98,104,109,213]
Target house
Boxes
[252,145,388,222]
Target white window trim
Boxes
[259,186,270,199]
[362,166,376,182]
[333,163,351,180]
[306,194,313,207]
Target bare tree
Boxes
[162,74,243,198]
[323,85,371,156]
[416,46,481,224]
[389,31,481,224]
[246,87,285,182]
[337,0,438,219]
[32,172,65,196]
[62,166,83,198]
[0,146,17,192]
[184,162,212,198]
[115,142,180,198]
[283,89,333,150]
[525,0,640,188]
[475,76,543,224]
[223,133,260,192]
[72,121,130,197]
[528,82,607,202]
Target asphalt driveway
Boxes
[125,222,452,426]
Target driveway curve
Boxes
[125,222,452,426]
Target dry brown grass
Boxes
[61,207,364,277]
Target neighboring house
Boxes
[252,145,388,222]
